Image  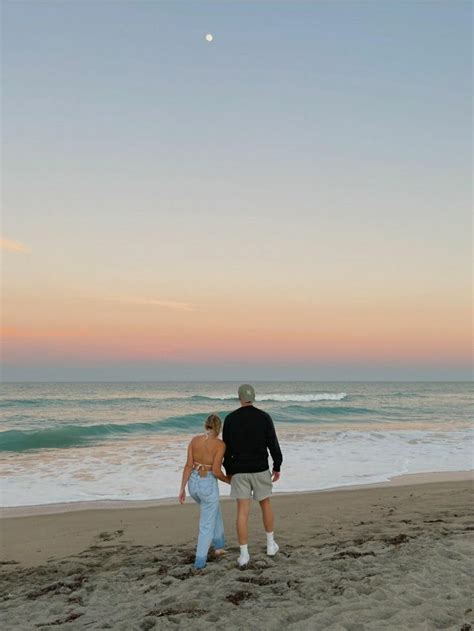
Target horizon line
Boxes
[2,379,472,384]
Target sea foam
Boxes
[1,428,472,507]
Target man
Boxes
[223,384,283,566]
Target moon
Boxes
[205,33,214,42]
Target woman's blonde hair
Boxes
[205,414,222,436]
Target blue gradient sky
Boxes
[2,0,472,381]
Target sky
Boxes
[1,0,472,381]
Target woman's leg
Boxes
[195,496,219,569]
[211,503,225,551]
[187,473,200,505]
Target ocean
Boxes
[0,381,472,508]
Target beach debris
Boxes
[145,606,206,618]
[383,534,410,545]
[225,590,256,605]
[27,574,88,599]
[460,624,472,631]
[67,595,84,605]
[0,559,19,565]
[237,575,277,586]
[35,611,83,627]
[333,550,376,559]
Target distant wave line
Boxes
[1,393,348,408]
[192,393,348,402]
[0,397,152,408]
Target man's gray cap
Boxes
[238,384,255,403]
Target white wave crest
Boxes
[204,393,347,402]
[258,393,347,402]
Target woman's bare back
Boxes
[191,434,224,466]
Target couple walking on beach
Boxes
[179,384,283,569]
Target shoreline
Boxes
[1,469,472,519]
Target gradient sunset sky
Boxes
[2,1,472,381]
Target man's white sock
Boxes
[238,544,250,566]
[266,532,274,545]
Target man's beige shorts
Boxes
[230,470,273,502]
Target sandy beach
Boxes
[1,472,473,630]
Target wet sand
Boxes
[1,473,473,630]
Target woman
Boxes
[178,414,230,569]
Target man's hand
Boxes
[272,471,281,483]
[178,488,186,504]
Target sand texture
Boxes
[1,478,473,630]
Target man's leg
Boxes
[236,499,251,566]
[259,497,279,557]
[236,499,251,544]
[259,497,274,533]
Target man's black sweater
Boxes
[222,405,283,475]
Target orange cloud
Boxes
[115,297,196,312]
[0,237,30,253]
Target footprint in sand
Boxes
[96,529,124,542]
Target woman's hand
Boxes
[178,488,186,504]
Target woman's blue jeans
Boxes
[188,470,225,569]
